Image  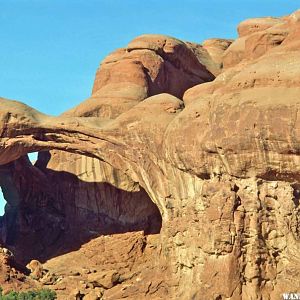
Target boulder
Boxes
[88,270,120,289]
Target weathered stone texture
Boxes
[0,11,300,299]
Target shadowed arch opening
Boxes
[0,152,162,264]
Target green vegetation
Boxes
[0,288,56,300]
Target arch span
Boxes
[0,96,183,220]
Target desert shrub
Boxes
[0,288,56,300]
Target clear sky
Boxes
[0,0,299,214]
[0,0,299,116]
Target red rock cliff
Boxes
[0,10,300,299]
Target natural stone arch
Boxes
[0,95,185,220]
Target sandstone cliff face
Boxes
[0,10,300,300]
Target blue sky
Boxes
[0,0,299,214]
[0,0,299,115]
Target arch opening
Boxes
[0,187,5,217]
[28,152,38,164]
[0,152,163,263]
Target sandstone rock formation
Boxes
[0,9,300,300]
[0,246,38,294]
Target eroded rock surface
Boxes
[0,11,300,300]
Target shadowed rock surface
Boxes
[0,11,300,299]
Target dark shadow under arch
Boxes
[0,152,162,264]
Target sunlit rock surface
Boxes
[0,11,300,299]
